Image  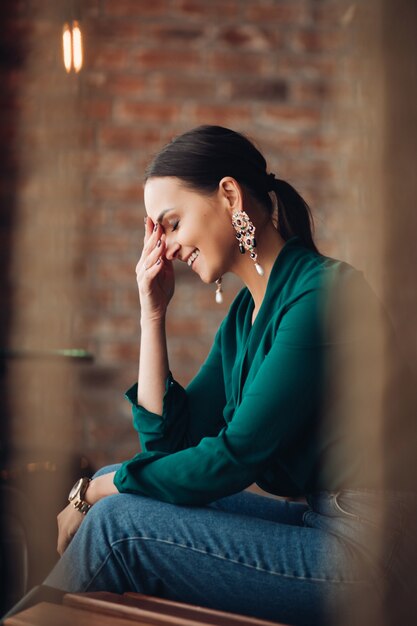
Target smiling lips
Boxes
[187,249,200,267]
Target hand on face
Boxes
[135,216,175,321]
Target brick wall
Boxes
[2,0,372,470]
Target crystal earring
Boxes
[231,209,264,276]
[215,278,223,304]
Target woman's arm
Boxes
[134,216,174,413]
[128,325,227,454]
[137,317,169,415]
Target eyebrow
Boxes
[156,208,175,224]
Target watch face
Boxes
[69,478,83,501]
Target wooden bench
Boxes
[3,589,289,626]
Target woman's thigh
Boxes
[209,490,308,526]
[45,491,372,626]
[93,464,307,525]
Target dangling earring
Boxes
[231,209,264,276]
[215,278,223,304]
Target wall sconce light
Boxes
[62,20,83,73]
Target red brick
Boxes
[312,2,356,26]
[82,99,112,120]
[87,47,130,71]
[303,134,340,155]
[89,178,144,203]
[98,125,161,149]
[132,48,203,71]
[86,288,116,312]
[99,340,139,364]
[166,318,205,335]
[228,78,288,102]
[35,100,81,126]
[276,54,340,79]
[154,75,216,100]
[82,0,101,18]
[80,232,132,253]
[82,314,138,338]
[253,131,305,155]
[259,105,322,130]
[146,24,205,45]
[97,259,137,284]
[102,0,169,17]
[83,72,147,98]
[114,287,142,313]
[291,28,347,54]
[111,206,145,229]
[291,79,351,103]
[79,205,109,229]
[207,50,267,75]
[113,101,180,124]
[175,0,239,19]
[216,25,283,51]
[245,0,309,24]
[90,18,146,43]
[188,104,252,127]
[20,125,94,150]
[279,158,336,183]
[92,151,134,177]
[291,80,330,103]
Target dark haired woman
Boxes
[45,126,414,625]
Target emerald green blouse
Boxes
[114,236,383,504]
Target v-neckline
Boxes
[245,235,301,333]
[234,236,302,406]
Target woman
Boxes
[46,126,414,625]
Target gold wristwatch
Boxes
[68,477,92,515]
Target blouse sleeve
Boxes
[114,288,325,504]
[125,324,227,454]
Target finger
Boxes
[144,216,157,244]
[137,240,166,278]
[139,235,165,273]
[143,222,162,255]
[142,254,165,282]
[57,533,69,556]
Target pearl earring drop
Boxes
[215,278,223,304]
[231,210,264,276]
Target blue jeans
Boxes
[45,465,415,626]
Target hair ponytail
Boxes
[272,178,319,254]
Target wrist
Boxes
[84,472,118,506]
[140,314,166,328]
[84,479,97,505]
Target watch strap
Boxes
[69,477,92,515]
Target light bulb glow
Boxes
[72,21,83,73]
[62,23,72,73]
[62,21,84,73]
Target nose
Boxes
[163,233,181,261]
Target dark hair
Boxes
[145,125,319,253]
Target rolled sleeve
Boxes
[125,372,190,454]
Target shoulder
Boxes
[286,245,359,291]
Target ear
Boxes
[218,176,242,214]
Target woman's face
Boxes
[144,176,238,283]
